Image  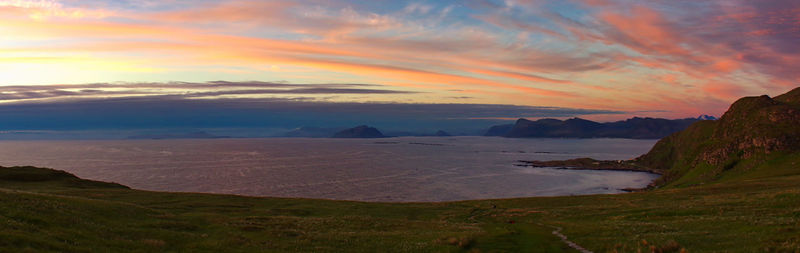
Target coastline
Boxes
[514,157,662,191]
[514,157,662,175]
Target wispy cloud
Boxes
[0,81,416,102]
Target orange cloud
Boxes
[2,15,579,100]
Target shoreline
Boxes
[514,163,663,175]
[514,158,662,191]
[514,157,662,175]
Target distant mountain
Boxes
[127,131,230,140]
[282,126,344,138]
[697,114,717,120]
[487,116,709,139]
[484,124,514,136]
[331,125,386,138]
[505,118,603,138]
[636,87,800,186]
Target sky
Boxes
[0,0,798,136]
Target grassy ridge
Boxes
[2,163,799,252]
[636,87,800,187]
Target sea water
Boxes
[0,137,659,202]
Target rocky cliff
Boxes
[636,87,800,186]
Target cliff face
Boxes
[636,87,800,187]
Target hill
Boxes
[635,87,800,186]
[488,117,703,139]
[519,88,800,188]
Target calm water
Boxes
[0,137,659,202]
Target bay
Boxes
[0,137,659,202]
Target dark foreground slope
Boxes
[636,87,800,186]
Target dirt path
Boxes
[550,226,593,253]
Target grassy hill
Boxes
[636,87,800,187]
[1,88,799,252]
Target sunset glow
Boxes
[1,0,798,119]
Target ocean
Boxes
[0,137,659,202]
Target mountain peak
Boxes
[697,115,717,120]
[721,95,778,121]
[515,118,533,124]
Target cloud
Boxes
[0,81,415,102]
[0,0,796,120]
[566,1,799,90]
[0,0,112,19]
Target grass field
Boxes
[1,159,799,252]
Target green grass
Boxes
[1,161,799,252]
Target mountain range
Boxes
[278,115,716,139]
[486,116,716,139]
